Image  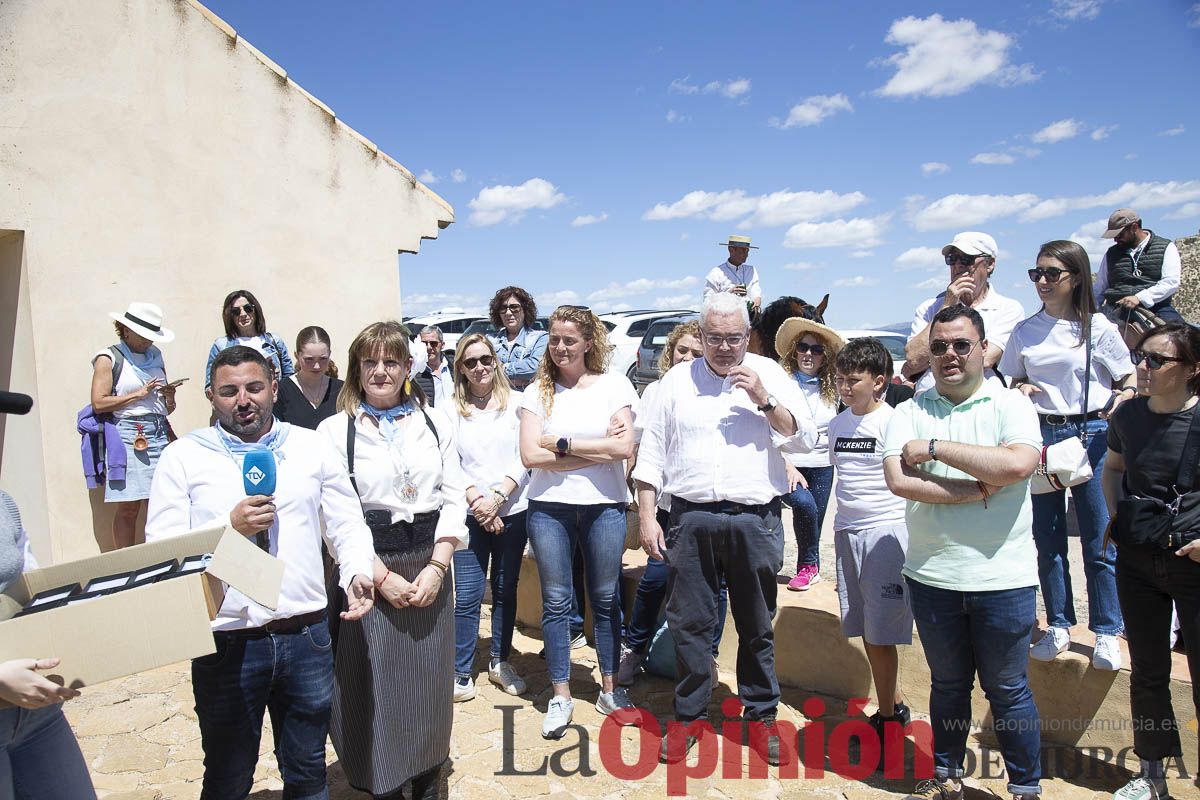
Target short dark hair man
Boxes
[1097,207,1184,328]
[147,346,376,799]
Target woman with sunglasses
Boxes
[447,333,530,702]
[1102,322,1200,800]
[275,326,343,429]
[999,240,1134,671]
[488,286,548,390]
[519,305,638,739]
[775,317,846,591]
[204,290,294,387]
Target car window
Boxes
[601,321,616,332]
[644,320,678,347]
[626,319,652,337]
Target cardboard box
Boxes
[0,524,284,689]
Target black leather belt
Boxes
[671,497,780,517]
[219,610,326,638]
[1040,409,1105,426]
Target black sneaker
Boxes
[870,702,912,734]
[745,714,787,767]
[659,731,700,764]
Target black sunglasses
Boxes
[231,303,256,316]
[929,338,979,357]
[462,355,495,369]
[945,252,983,267]
[795,342,826,355]
[1131,350,1187,370]
[1027,267,1076,284]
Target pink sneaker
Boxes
[787,565,821,591]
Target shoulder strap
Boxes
[1175,403,1200,491]
[108,345,124,396]
[1079,322,1092,437]
[345,412,359,497]
[419,406,440,445]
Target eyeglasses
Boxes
[944,253,983,267]
[231,303,256,316]
[462,355,495,369]
[499,304,523,313]
[929,338,979,357]
[1131,350,1187,370]
[794,342,826,356]
[1027,267,1076,283]
[702,332,747,348]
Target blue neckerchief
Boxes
[186,418,291,460]
[794,371,820,386]
[117,342,165,383]
[361,401,414,443]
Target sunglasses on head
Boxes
[1130,350,1186,370]
[945,252,983,267]
[929,338,979,357]
[462,354,495,369]
[231,303,256,315]
[795,342,826,355]
[1027,267,1076,283]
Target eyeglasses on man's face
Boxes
[944,252,983,268]
[929,338,979,357]
[701,331,747,349]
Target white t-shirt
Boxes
[92,346,168,419]
[520,372,639,504]
[828,404,907,530]
[998,312,1131,416]
[909,286,1025,394]
[447,392,530,517]
[786,376,837,469]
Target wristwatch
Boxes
[928,438,939,461]
[556,437,570,455]
[757,395,778,412]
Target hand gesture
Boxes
[378,570,415,608]
[725,365,768,407]
[606,413,629,439]
[230,495,275,538]
[640,515,666,561]
[1102,389,1133,420]
[137,377,165,399]
[1176,541,1200,563]
[785,461,808,492]
[0,658,80,708]
[943,275,977,308]
[1116,295,1142,310]
[1017,383,1042,399]
[341,574,375,620]
[730,284,748,297]
[408,565,444,607]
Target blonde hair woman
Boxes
[518,306,639,739]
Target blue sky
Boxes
[203,0,1200,329]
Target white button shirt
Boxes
[632,352,817,505]
[703,261,762,303]
[146,424,377,631]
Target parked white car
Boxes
[405,311,486,360]
[599,309,694,380]
[837,329,909,380]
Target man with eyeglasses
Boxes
[884,306,1043,800]
[633,291,816,766]
[1096,208,1184,326]
[903,232,1025,394]
[416,326,451,407]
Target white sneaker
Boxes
[617,644,644,686]
[453,676,476,702]
[1029,627,1070,661]
[488,661,526,695]
[1112,776,1169,800]
[595,687,635,716]
[1092,634,1123,671]
[569,632,588,650]
[542,696,574,739]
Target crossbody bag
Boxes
[1113,402,1200,549]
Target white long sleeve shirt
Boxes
[632,352,817,505]
[146,424,376,631]
[703,261,762,303]
[446,393,531,518]
[1095,235,1181,308]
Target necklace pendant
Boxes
[399,476,419,502]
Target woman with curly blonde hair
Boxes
[774,317,846,592]
[518,305,639,739]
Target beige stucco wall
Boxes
[0,0,453,563]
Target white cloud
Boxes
[588,276,699,303]
[537,289,580,308]
[1190,3,1200,28]
[467,178,567,226]
[1067,218,1111,268]
[782,216,890,249]
[704,78,751,99]
[451,168,467,183]
[1011,145,1042,158]
[874,14,1040,99]
[910,193,1039,230]
[833,275,880,288]
[770,94,853,129]
[895,246,945,270]
[665,110,690,124]
[653,293,699,310]
[1020,180,1200,221]
[1032,118,1083,144]
[643,188,867,227]
[1124,153,1138,160]
[402,292,485,316]
[782,261,823,271]
[849,250,875,259]
[417,169,438,184]
[970,152,1017,165]
[1159,125,1186,137]
[921,162,950,175]
[1050,0,1102,21]
[1091,124,1117,140]
[669,77,699,95]
[571,212,609,227]
[912,277,945,291]
[1166,202,1200,220]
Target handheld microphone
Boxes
[0,391,33,415]
[241,450,276,551]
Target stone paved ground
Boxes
[63,603,1152,800]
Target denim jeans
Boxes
[1031,419,1123,635]
[454,513,528,679]
[907,578,1042,796]
[781,465,834,570]
[1116,543,1200,761]
[0,705,96,799]
[626,507,728,655]
[526,501,627,684]
[191,619,334,800]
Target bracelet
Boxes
[976,480,990,509]
[427,558,449,573]
[375,568,392,587]
[491,487,510,502]
[928,438,938,461]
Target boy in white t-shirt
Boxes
[828,337,914,754]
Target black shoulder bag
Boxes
[1113,403,1200,549]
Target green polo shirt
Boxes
[883,380,1041,591]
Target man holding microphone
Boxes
[147,346,376,800]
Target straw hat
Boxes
[718,234,758,249]
[774,317,846,360]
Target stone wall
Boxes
[1176,233,1199,323]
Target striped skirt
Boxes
[327,512,453,795]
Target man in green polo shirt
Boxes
[883,305,1042,800]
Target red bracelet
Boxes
[375,568,392,587]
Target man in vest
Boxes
[1097,208,1183,325]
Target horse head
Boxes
[748,293,830,360]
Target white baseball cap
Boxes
[940,232,998,259]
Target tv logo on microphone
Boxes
[244,466,267,486]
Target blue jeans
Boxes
[191,619,334,800]
[527,501,627,684]
[454,513,528,679]
[0,705,95,799]
[781,465,834,570]
[907,579,1041,796]
[1031,419,1123,635]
